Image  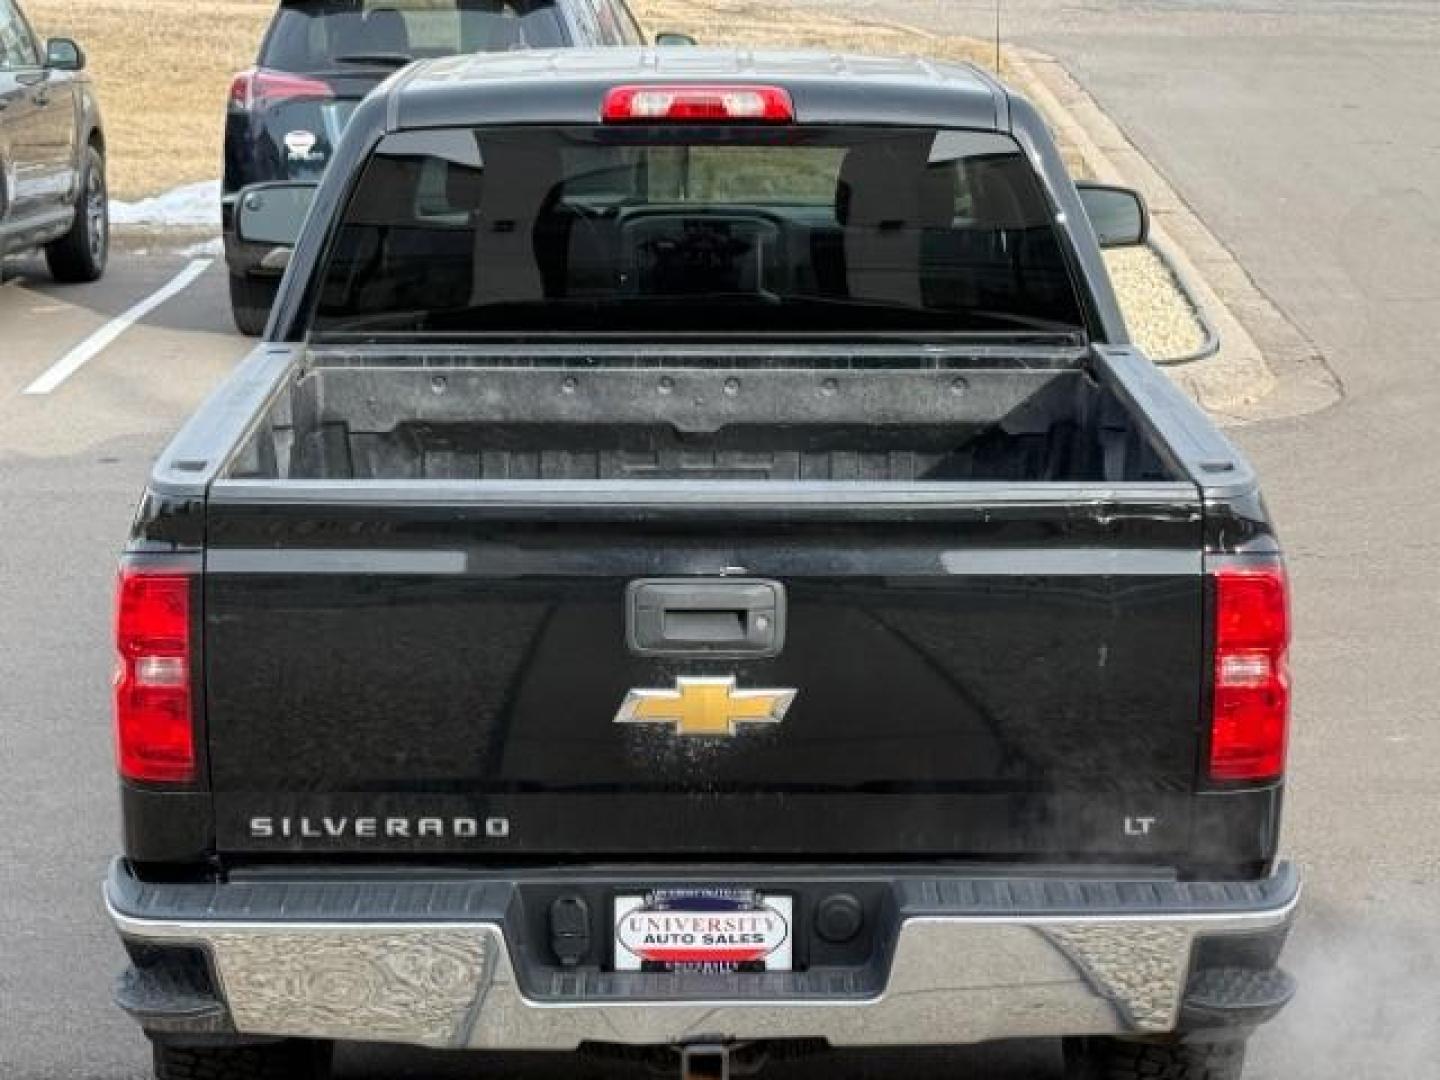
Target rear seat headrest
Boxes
[836,136,960,230]
[364,8,411,54]
[446,161,485,211]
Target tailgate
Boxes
[202,490,1212,861]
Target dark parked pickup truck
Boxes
[108,50,1298,1080]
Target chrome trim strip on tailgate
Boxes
[206,546,1201,577]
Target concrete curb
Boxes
[1146,242,1220,367]
[1006,48,1341,424]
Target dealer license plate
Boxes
[614,888,794,973]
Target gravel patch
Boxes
[1106,245,1211,363]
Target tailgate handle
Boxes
[664,609,748,643]
[626,579,786,658]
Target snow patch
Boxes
[181,236,225,258]
[110,180,221,228]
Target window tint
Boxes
[0,0,40,68]
[261,0,565,72]
[309,126,1084,338]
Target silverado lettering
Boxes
[248,816,509,840]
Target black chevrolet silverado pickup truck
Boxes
[107,50,1299,1080]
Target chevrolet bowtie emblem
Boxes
[615,677,796,737]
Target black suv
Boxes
[0,0,106,282]
[223,0,659,335]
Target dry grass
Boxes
[23,0,994,199]
[24,1,271,198]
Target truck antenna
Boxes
[994,0,1003,74]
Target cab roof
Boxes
[387,48,1011,133]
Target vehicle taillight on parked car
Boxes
[114,566,195,784]
[1210,563,1291,783]
[229,68,334,113]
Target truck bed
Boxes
[227,349,1181,485]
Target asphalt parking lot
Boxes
[4,3,1440,1077]
[0,251,243,1080]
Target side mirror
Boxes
[236,182,318,248]
[1077,183,1149,248]
[46,38,85,71]
[655,32,698,48]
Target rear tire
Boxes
[152,1039,333,1080]
[1064,1037,1247,1080]
[45,144,109,283]
[229,273,278,337]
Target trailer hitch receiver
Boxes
[681,1042,731,1080]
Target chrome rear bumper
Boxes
[107,862,1299,1051]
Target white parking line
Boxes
[21,259,213,396]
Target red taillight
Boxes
[602,84,794,123]
[229,68,334,112]
[115,567,195,784]
[1209,563,1291,783]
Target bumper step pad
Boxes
[1182,966,1298,1031]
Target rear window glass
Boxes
[261,1,565,71]
[308,126,1085,338]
